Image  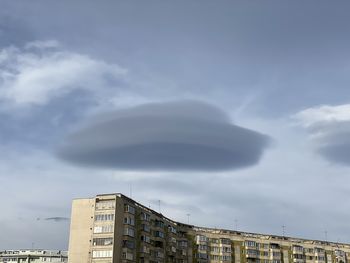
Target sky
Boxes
[1,0,350,250]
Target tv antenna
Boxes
[186,213,191,224]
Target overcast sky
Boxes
[1,0,350,250]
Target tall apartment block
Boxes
[68,194,350,263]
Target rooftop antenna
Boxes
[158,200,161,214]
[234,219,238,231]
[324,230,328,242]
[282,225,286,237]
[186,213,191,224]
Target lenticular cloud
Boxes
[57,101,270,171]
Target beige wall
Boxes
[68,198,95,263]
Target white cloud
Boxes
[294,104,350,165]
[294,104,350,128]
[0,40,127,106]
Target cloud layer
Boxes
[58,101,270,171]
[294,104,350,165]
[0,40,126,106]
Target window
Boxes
[168,225,177,233]
[124,204,135,214]
[154,220,164,228]
[270,243,280,249]
[315,248,325,253]
[95,200,115,210]
[124,227,135,237]
[246,241,257,247]
[124,216,135,226]
[122,240,135,249]
[223,255,232,261]
[178,240,188,248]
[92,250,112,258]
[247,249,258,256]
[141,235,151,243]
[211,238,219,244]
[140,246,150,254]
[272,251,281,257]
[222,247,231,253]
[154,230,164,238]
[220,238,231,245]
[211,246,219,253]
[197,253,208,259]
[142,224,150,232]
[93,238,113,246]
[140,212,150,221]
[95,214,114,221]
[199,245,208,251]
[211,255,219,260]
[93,225,113,233]
[293,246,303,253]
[122,252,134,260]
[196,235,208,243]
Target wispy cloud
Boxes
[44,217,70,222]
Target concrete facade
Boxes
[68,194,350,263]
[68,199,95,263]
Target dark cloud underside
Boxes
[58,101,270,171]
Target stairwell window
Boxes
[95,214,114,221]
[92,250,112,258]
[93,225,113,233]
[93,238,113,246]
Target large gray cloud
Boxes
[57,101,270,171]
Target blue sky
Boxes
[1,0,350,250]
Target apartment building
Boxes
[68,194,350,263]
[0,250,67,263]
